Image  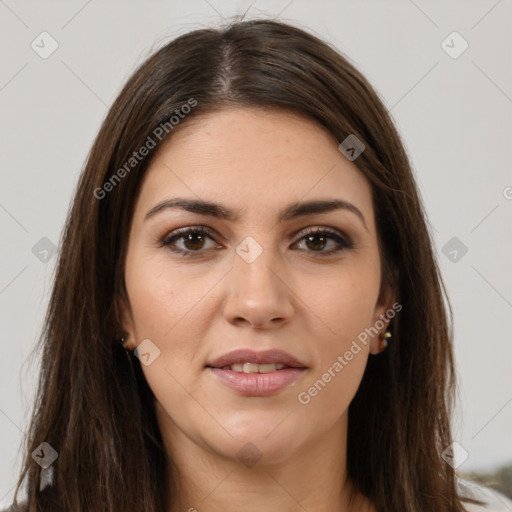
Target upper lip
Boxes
[206,349,307,369]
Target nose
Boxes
[222,242,295,330]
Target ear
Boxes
[369,268,398,355]
[116,295,137,351]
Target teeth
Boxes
[222,362,288,373]
[255,363,275,373]
[243,362,260,373]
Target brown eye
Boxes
[180,232,207,251]
[160,226,352,258]
[161,227,221,256]
[304,234,328,251]
[294,228,352,255]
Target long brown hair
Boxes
[12,18,478,511]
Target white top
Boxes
[457,477,512,511]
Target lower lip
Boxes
[208,367,305,396]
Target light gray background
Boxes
[1,0,511,507]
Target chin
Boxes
[213,434,299,468]
[208,412,306,466]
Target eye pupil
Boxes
[305,235,327,251]
[184,233,205,250]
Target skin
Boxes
[120,108,395,512]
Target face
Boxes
[120,108,394,467]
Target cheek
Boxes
[296,261,380,408]
[312,260,381,344]
[124,253,219,394]
[297,308,372,422]
[297,352,367,432]
[124,250,210,340]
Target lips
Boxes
[206,349,307,396]
[206,349,307,370]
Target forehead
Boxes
[133,108,375,229]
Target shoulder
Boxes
[457,476,512,511]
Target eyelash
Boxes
[159,225,353,258]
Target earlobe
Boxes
[370,272,398,355]
[369,329,392,355]
[116,296,136,350]
[369,321,392,355]
[369,290,393,355]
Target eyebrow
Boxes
[144,197,368,230]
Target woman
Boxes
[9,18,509,512]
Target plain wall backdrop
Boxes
[1,0,511,507]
